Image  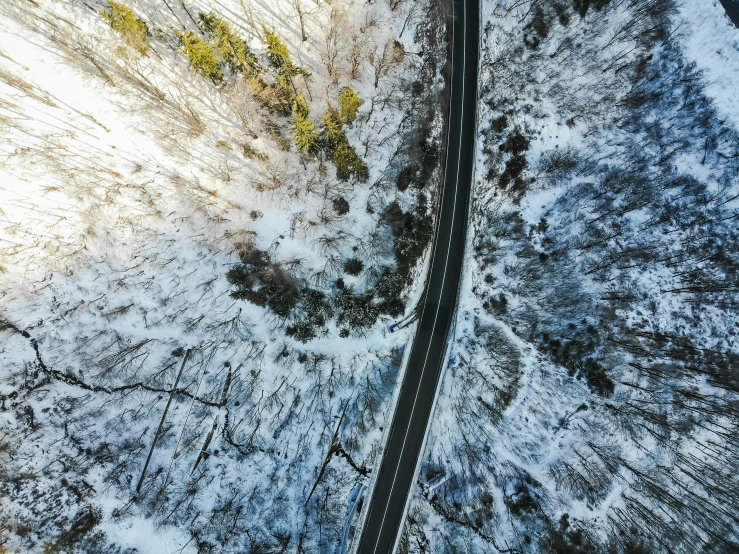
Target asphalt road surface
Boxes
[719,0,739,26]
[354,0,479,551]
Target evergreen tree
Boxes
[174,30,223,83]
[101,1,150,55]
[338,86,363,124]
[198,12,259,75]
[292,95,318,154]
[321,107,345,146]
[262,28,306,83]
[319,103,368,181]
[263,28,290,70]
[331,139,368,182]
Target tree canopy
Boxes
[101,1,150,54]
[174,30,223,82]
[198,12,259,75]
[338,86,363,124]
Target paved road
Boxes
[719,0,739,26]
[354,0,479,552]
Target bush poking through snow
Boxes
[332,196,350,215]
[396,164,420,191]
[321,102,369,182]
[262,27,307,84]
[330,139,369,182]
[286,289,333,343]
[291,95,319,154]
[384,201,433,276]
[338,86,363,124]
[336,287,379,330]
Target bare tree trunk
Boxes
[136,348,192,494]
[295,0,308,41]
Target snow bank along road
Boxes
[355,0,480,551]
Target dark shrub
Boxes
[239,247,270,267]
[286,321,317,343]
[498,154,528,190]
[383,201,411,235]
[396,165,419,191]
[379,297,405,317]
[420,140,439,182]
[227,248,299,316]
[226,264,259,295]
[344,258,364,276]
[336,287,379,330]
[376,271,407,316]
[491,115,508,133]
[383,202,433,276]
[582,359,614,397]
[554,2,571,25]
[524,6,550,50]
[302,288,332,325]
[573,0,611,18]
[489,293,507,315]
[332,196,350,215]
[505,475,541,517]
[375,270,406,300]
[499,131,530,154]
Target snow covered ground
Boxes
[0,0,447,551]
[402,1,739,553]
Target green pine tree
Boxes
[198,12,259,75]
[331,138,368,182]
[292,95,318,154]
[262,28,307,83]
[174,30,223,83]
[101,1,150,55]
[338,86,363,124]
[321,107,345,146]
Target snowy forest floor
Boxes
[0,0,450,552]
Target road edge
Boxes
[389,0,483,549]
[346,3,457,551]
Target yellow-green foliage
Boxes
[263,28,290,70]
[262,28,306,83]
[330,139,368,182]
[198,12,259,75]
[291,95,318,154]
[322,107,345,145]
[101,1,150,54]
[319,89,367,180]
[338,87,363,124]
[293,94,310,119]
[175,30,223,83]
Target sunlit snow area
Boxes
[0,0,446,551]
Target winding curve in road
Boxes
[355,0,480,551]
